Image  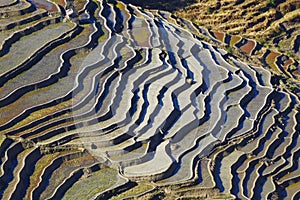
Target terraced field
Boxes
[0,0,299,199]
[175,0,300,55]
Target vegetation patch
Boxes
[110,181,154,199]
[62,168,118,200]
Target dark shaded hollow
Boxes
[118,0,196,11]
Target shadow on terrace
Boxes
[118,0,196,11]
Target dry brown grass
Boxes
[174,0,300,60]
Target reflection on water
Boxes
[28,0,58,12]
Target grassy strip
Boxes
[62,167,118,200]
[0,134,4,146]
[110,182,154,199]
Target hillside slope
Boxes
[0,0,299,199]
[175,0,300,60]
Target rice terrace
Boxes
[0,0,299,199]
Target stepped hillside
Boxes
[175,0,300,63]
[0,0,299,199]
